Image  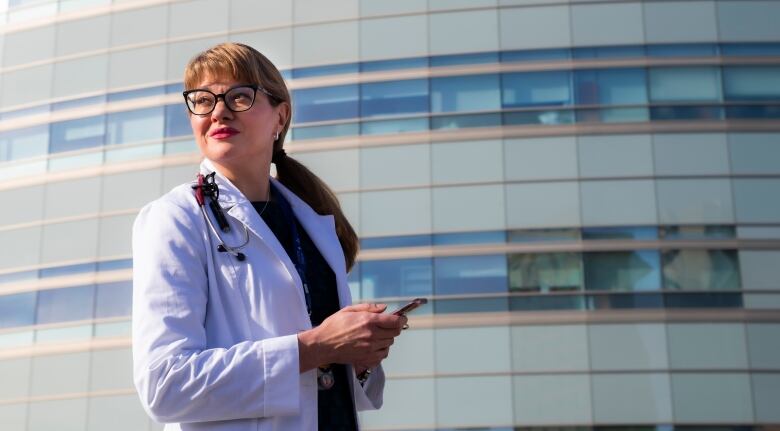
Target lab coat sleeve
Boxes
[132,199,301,423]
[352,364,385,411]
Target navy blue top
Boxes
[252,199,357,431]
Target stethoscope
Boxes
[192,172,250,261]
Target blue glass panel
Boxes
[0,292,36,328]
[290,123,359,140]
[430,51,499,67]
[501,48,571,62]
[97,259,133,272]
[659,226,735,239]
[106,107,165,145]
[39,262,96,278]
[664,292,742,308]
[360,118,428,135]
[583,226,658,240]
[0,270,38,284]
[52,95,106,111]
[431,113,501,130]
[720,43,780,56]
[510,294,584,311]
[508,228,580,243]
[725,105,780,119]
[360,234,432,249]
[347,262,360,301]
[0,125,49,161]
[572,45,645,59]
[291,62,359,79]
[360,258,432,299]
[434,254,507,295]
[509,253,583,292]
[646,44,717,57]
[583,250,661,292]
[280,70,292,80]
[293,84,359,123]
[431,74,501,113]
[574,68,647,106]
[95,281,132,318]
[164,104,191,137]
[166,82,185,94]
[723,66,780,101]
[433,230,505,246]
[0,104,50,121]
[586,292,664,309]
[434,297,508,313]
[650,105,723,120]
[36,285,95,324]
[49,115,106,153]
[662,249,740,290]
[576,107,649,123]
[503,109,575,125]
[360,79,429,117]
[502,71,572,108]
[361,57,429,73]
[107,85,165,102]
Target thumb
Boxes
[341,303,387,313]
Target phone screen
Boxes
[391,298,428,316]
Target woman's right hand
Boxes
[298,303,407,372]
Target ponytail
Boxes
[274,152,359,272]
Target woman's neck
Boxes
[211,160,271,202]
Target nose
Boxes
[210,96,233,121]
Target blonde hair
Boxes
[184,42,359,271]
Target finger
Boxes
[341,303,387,313]
[371,313,407,329]
[369,326,403,340]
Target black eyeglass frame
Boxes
[182,84,278,116]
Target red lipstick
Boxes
[210,127,239,139]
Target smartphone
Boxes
[391,298,428,316]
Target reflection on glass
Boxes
[0,269,38,284]
[503,109,575,125]
[662,249,740,290]
[105,143,163,163]
[501,48,570,62]
[36,285,95,324]
[293,85,359,123]
[106,107,165,145]
[509,253,582,292]
[664,292,743,308]
[361,258,432,299]
[361,57,428,73]
[35,324,92,343]
[508,228,580,243]
[720,42,780,57]
[97,259,133,272]
[49,115,106,153]
[430,52,499,67]
[107,85,165,103]
[502,71,572,108]
[291,123,359,140]
[646,44,717,57]
[360,234,432,249]
[39,262,96,278]
[433,231,505,246]
[584,251,661,291]
[360,118,428,135]
[430,113,501,130]
[95,281,132,318]
[0,125,49,161]
[360,79,429,117]
[434,255,507,295]
[722,66,780,101]
[164,104,191,137]
[291,62,358,79]
[650,105,723,120]
[725,105,780,119]
[0,292,36,328]
[348,262,360,302]
[48,151,103,171]
[575,68,647,106]
[510,294,584,311]
[586,292,664,309]
[431,74,501,113]
[583,226,658,240]
[573,45,644,59]
[164,139,197,155]
[434,297,508,313]
[575,107,649,123]
[659,225,735,239]
[94,321,131,338]
[648,67,722,102]
[0,330,34,348]
[52,95,106,111]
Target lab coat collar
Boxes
[198,158,349,305]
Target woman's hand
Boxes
[298,303,407,372]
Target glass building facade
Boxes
[0,0,779,430]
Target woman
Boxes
[132,42,406,430]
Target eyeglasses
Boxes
[182,84,276,116]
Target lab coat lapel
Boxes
[270,178,351,308]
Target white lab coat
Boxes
[132,158,384,430]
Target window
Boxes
[95,281,132,318]
[431,74,501,113]
[49,115,106,153]
[662,249,741,290]
[165,104,192,138]
[0,125,49,161]
[502,71,572,108]
[648,67,721,102]
[360,79,428,117]
[508,252,582,292]
[434,254,507,295]
[36,285,95,324]
[584,250,662,291]
[360,258,432,299]
[0,292,36,328]
[723,67,780,101]
[106,107,164,145]
[575,68,647,105]
[293,84,359,123]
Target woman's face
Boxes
[188,75,287,172]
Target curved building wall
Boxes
[0,0,779,430]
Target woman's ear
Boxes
[276,101,291,129]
